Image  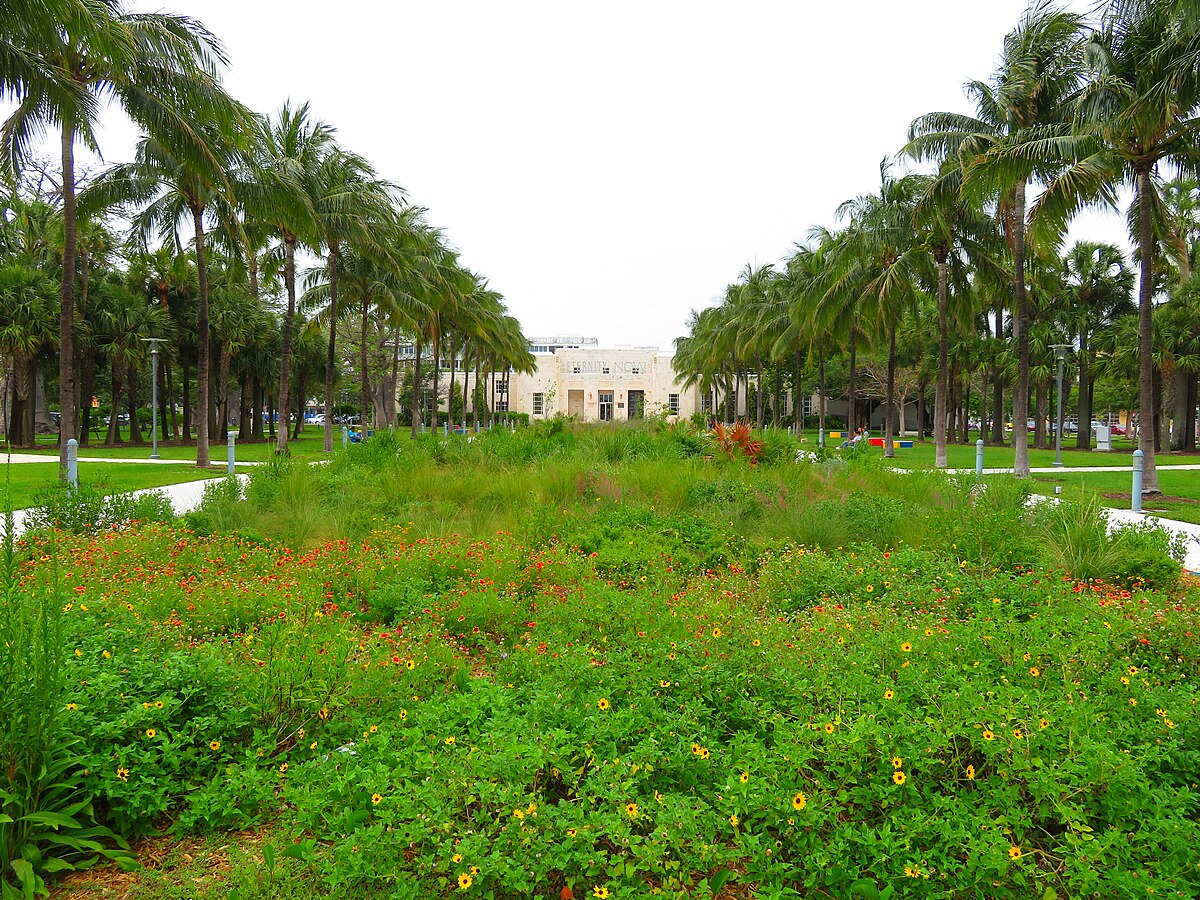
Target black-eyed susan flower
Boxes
[452,853,463,864]
[751,638,761,647]
[982,730,994,741]
[145,728,156,739]
[116,766,130,781]
[625,802,638,818]
[209,740,221,751]
[712,627,723,638]
[458,872,473,889]
[592,888,609,899]
[371,793,383,805]
[824,723,834,734]
[1039,718,1050,729]
[884,689,895,700]
[1009,846,1021,860]
[1013,729,1023,739]
[445,736,456,745]
[597,698,610,711]
[739,771,749,783]
[891,756,902,769]
[512,808,524,820]
[566,828,578,837]
[893,771,906,785]
[792,791,807,811]
[660,680,671,688]
[278,763,288,775]
[66,703,78,711]
[1029,667,1040,677]
[406,659,416,670]
[729,813,739,826]
[900,642,912,652]
[966,765,976,780]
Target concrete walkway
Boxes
[945,463,1200,475]
[4,452,260,465]
[3,474,249,541]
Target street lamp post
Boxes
[1050,343,1071,468]
[141,337,166,460]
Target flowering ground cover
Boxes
[4,424,1199,898]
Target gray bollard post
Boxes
[342,426,349,448]
[819,427,825,449]
[975,439,984,475]
[66,438,78,490]
[227,431,235,475]
[443,420,448,438]
[1131,448,1144,513]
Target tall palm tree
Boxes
[2,1,236,475]
[241,102,330,453]
[828,162,930,457]
[908,0,1086,476]
[1062,241,1134,448]
[81,113,250,465]
[307,147,399,449]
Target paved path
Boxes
[4,453,259,465]
[3,474,249,541]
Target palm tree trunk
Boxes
[818,351,826,435]
[473,356,481,431]
[448,335,457,427]
[1012,181,1031,477]
[991,308,1005,445]
[885,323,897,458]
[193,206,211,466]
[392,330,401,428]
[935,257,950,467]
[431,328,441,429]
[58,123,78,477]
[127,362,144,444]
[275,236,298,454]
[847,333,857,434]
[411,334,423,437]
[324,243,339,453]
[755,357,764,428]
[772,362,781,428]
[1135,167,1160,492]
[360,299,371,427]
[960,375,971,444]
[1075,325,1091,450]
[218,346,232,442]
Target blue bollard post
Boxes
[227,431,235,475]
[1131,449,1144,513]
[975,439,984,475]
[342,426,349,448]
[66,438,78,490]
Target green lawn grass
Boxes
[3,425,370,462]
[1,462,249,510]
[857,433,1197,470]
[1022,467,1200,525]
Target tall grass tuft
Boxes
[1038,488,1123,582]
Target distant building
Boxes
[506,340,700,422]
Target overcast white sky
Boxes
[77,0,1124,349]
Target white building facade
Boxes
[507,341,701,422]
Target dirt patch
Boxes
[52,827,271,899]
[1101,492,1199,504]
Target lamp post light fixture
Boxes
[141,337,166,460]
[1050,343,1072,468]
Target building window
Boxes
[631,366,641,375]
[495,400,508,412]
[533,392,545,416]
[598,391,614,421]
[701,394,712,414]
[803,396,814,416]
[572,365,581,374]
[602,366,610,374]
[668,393,680,414]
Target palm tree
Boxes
[307,147,399,449]
[241,102,330,453]
[2,0,236,475]
[908,0,1085,476]
[828,162,930,457]
[0,261,56,445]
[81,113,249,465]
[1009,0,1200,491]
[1062,241,1134,448]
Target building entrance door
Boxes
[568,390,584,417]
[627,390,645,419]
[598,391,614,421]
